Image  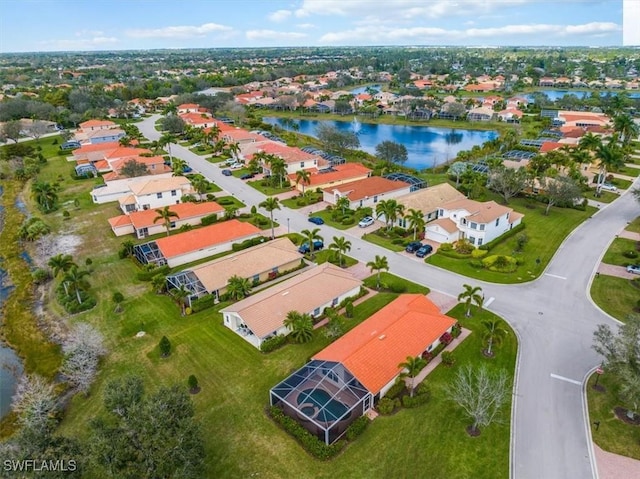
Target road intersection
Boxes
[139,116,639,479]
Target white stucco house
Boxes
[425,198,524,247]
[117,176,193,214]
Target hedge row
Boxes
[136,265,170,281]
[232,237,265,252]
[191,294,216,313]
[479,223,526,251]
[201,213,219,226]
[260,334,287,353]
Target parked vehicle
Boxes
[297,240,324,254]
[600,183,618,192]
[626,264,640,274]
[415,244,433,258]
[221,169,232,176]
[308,216,324,225]
[229,162,243,170]
[405,241,423,253]
[61,141,81,150]
[183,165,193,173]
[240,172,255,180]
[358,216,375,228]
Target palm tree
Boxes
[224,206,239,220]
[159,133,176,165]
[259,196,280,239]
[48,253,75,295]
[151,274,166,294]
[153,206,180,236]
[295,169,311,193]
[283,310,314,343]
[301,228,323,259]
[226,275,252,300]
[32,181,58,212]
[190,175,210,199]
[171,285,190,315]
[267,156,287,189]
[62,265,90,304]
[405,208,425,240]
[458,284,483,317]
[482,319,508,356]
[594,140,624,194]
[226,142,240,160]
[375,199,405,231]
[171,158,188,176]
[329,236,352,267]
[613,114,639,145]
[366,255,389,290]
[578,132,602,152]
[398,355,427,397]
[336,195,351,215]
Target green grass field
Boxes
[590,275,639,321]
[626,217,640,234]
[601,238,639,266]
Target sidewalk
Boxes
[595,445,640,479]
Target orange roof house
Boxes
[287,163,372,191]
[322,176,412,209]
[314,294,457,395]
[79,119,116,131]
[133,219,262,268]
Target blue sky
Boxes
[0,0,628,53]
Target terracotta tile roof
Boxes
[108,215,133,229]
[118,194,136,205]
[396,183,465,213]
[155,219,261,260]
[178,103,199,110]
[288,163,372,186]
[189,238,303,293]
[540,142,565,153]
[314,295,456,394]
[323,176,411,201]
[441,198,513,224]
[109,155,166,172]
[85,128,125,139]
[221,263,362,338]
[111,201,223,229]
[128,176,190,196]
[509,211,524,224]
[94,160,110,171]
[79,119,116,128]
[104,146,151,160]
[222,129,266,142]
[73,141,121,157]
[255,142,319,164]
[428,217,459,233]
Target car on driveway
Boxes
[415,244,433,258]
[600,183,618,192]
[298,240,324,254]
[240,172,255,180]
[358,216,375,228]
[229,162,243,170]
[627,264,640,274]
[405,241,423,253]
[308,216,324,225]
[221,169,232,176]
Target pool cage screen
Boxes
[270,360,371,445]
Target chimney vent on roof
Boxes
[282,291,289,296]
[378,334,386,340]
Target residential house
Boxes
[322,176,412,209]
[78,119,117,131]
[270,294,457,444]
[287,163,372,192]
[102,155,171,181]
[498,108,523,123]
[426,198,524,246]
[394,183,466,225]
[108,201,224,238]
[117,176,193,214]
[177,103,201,114]
[221,263,362,349]
[133,219,262,268]
[89,173,174,204]
[467,106,496,122]
[166,237,304,302]
[246,142,330,175]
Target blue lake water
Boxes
[525,90,640,102]
[264,117,497,170]
[350,85,381,95]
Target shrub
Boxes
[188,374,199,393]
[179,224,194,232]
[471,249,488,259]
[402,391,430,408]
[385,380,406,400]
[377,397,398,415]
[469,259,484,269]
[260,335,287,353]
[451,323,462,338]
[623,250,638,259]
[191,294,216,313]
[391,238,405,245]
[341,217,356,225]
[392,226,407,237]
[118,240,135,259]
[31,268,51,284]
[482,254,518,273]
[345,301,354,318]
[232,237,265,252]
[439,332,453,346]
[439,242,453,251]
[345,416,369,441]
[268,406,345,460]
[62,210,70,220]
[441,351,455,366]
[136,265,170,281]
[454,239,474,255]
[388,282,407,293]
[159,336,171,358]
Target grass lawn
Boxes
[608,177,634,190]
[601,238,639,266]
[236,213,274,230]
[189,146,214,156]
[584,189,619,203]
[214,195,245,209]
[362,229,406,252]
[590,275,639,321]
[614,166,640,178]
[207,155,229,164]
[312,249,358,268]
[247,179,292,196]
[427,197,596,284]
[306,209,361,230]
[626,217,640,233]
[587,373,640,460]
[280,191,323,209]
[363,272,430,294]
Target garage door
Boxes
[426,228,450,243]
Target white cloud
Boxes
[246,30,308,41]
[126,23,232,39]
[39,36,118,51]
[296,23,316,29]
[268,9,292,22]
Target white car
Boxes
[600,183,618,192]
[627,264,640,275]
[229,162,244,170]
[358,216,375,228]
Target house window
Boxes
[170,221,176,228]
[300,162,305,168]
[373,195,378,203]
[480,224,485,231]
[438,209,444,216]
[469,236,476,245]
[156,192,163,199]
[332,297,339,306]
[252,274,259,283]
[461,218,466,225]
[171,190,177,196]
[125,204,136,212]
[272,267,278,274]
[478,238,483,246]
[495,218,500,226]
[470,222,477,230]
[359,200,363,207]
[142,204,150,210]
[313,307,320,317]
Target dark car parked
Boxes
[405,241,423,253]
[240,172,255,180]
[221,169,232,176]
[308,216,325,225]
[415,244,433,258]
[298,240,324,254]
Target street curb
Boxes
[583,367,601,479]
[508,320,523,479]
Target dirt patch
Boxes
[32,233,83,267]
[466,425,481,437]
[614,407,640,426]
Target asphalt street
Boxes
[138,115,640,479]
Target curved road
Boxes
[139,116,639,479]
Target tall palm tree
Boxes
[171,285,190,315]
[226,142,240,160]
[171,158,188,176]
[405,208,426,240]
[301,228,323,259]
[594,140,624,194]
[259,196,280,239]
[190,175,210,199]
[336,195,351,215]
[613,114,639,146]
[458,284,483,317]
[366,255,389,290]
[329,236,352,267]
[283,310,314,344]
[268,156,287,189]
[398,355,427,397]
[153,206,180,236]
[578,132,602,152]
[226,275,252,300]
[48,253,75,295]
[482,319,508,356]
[375,199,405,231]
[32,181,58,213]
[295,169,311,193]
[159,133,176,165]
[62,265,90,304]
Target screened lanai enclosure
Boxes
[270,360,372,445]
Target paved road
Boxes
[138,115,640,479]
